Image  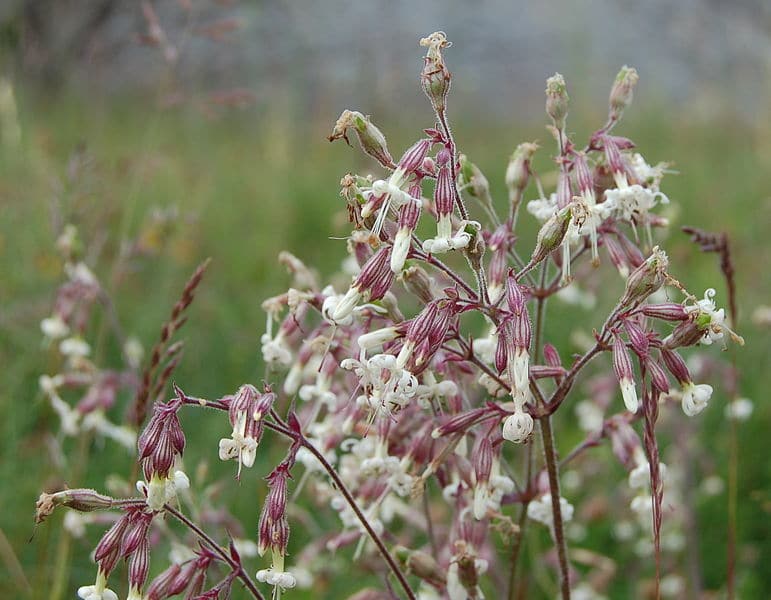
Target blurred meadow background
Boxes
[1,1,770,598]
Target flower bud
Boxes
[35,489,113,523]
[400,548,446,587]
[647,358,670,395]
[401,265,435,304]
[622,319,649,357]
[609,66,639,121]
[419,32,452,112]
[620,246,668,307]
[640,303,688,321]
[545,73,569,129]
[258,464,291,557]
[328,110,393,168]
[530,204,572,266]
[459,154,490,200]
[659,348,690,384]
[505,142,538,197]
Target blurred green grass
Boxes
[1,91,769,598]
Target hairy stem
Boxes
[299,438,416,599]
[164,505,265,599]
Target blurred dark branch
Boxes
[681,226,737,326]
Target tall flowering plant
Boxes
[36,32,742,600]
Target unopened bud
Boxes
[419,32,452,113]
[620,246,668,307]
[459,154,490,199]
[640,303,688,321]
[545,73,569,129]
[401,265,434,304]
[329,110,393,168]
[609,66,639,121]
[505,142,538,196]
[660,348,691,384]
[530,204,572,266]
[35,489,113,523]
[647,358,670,395]
[395,546,446,586]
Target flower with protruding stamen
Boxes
[332,246,394,322]
[422,151,474,254]
[342,353,417,417]
[218,385,275,477]
[137,394,187,511]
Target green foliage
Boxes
[1,92,769,598]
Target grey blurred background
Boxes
[3,0,770,125]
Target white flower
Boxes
[364,168,413,236]
[510,347,529,395]
[63,511,92,538]
[41,315,69,340]
[66,262,99,287]
[342,353,417,416]
[357,326,400,352]
[261,331,292,367]
[502,407,533,444]
[414,371,457,408]
[233,538,259,558]
[60,336,91,358]
[138,470,189,511]
[629,458,667,490]
[724,397,753,421]
[629,153,668,189]
[77,571,118,600]
[124,337,144,369]
[219,409,258,471]
[527,193,558,221]
[298,371,337,407]
[604,183,668,223]
[527,493,574,530]
[256,568,297,590]
[619,377,639,413]
[575,400,604,432]
[685,288,726,345]
[40,376,80,435]
[422,218,477,254]
[473,460,515,520]
[681,382,713,416]
[324,285,360,324]
[81,411,137,449]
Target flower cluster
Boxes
[35,31,742,600]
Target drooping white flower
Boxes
[527,493,574,531]
[137,470,189,511]
[77,570,118,600]
[60,336,91,358]
[81,410,137,449]
[41,315,69,340]
[724,397,753,421]
[685,288,726,345]
[219,409,258,469]
[502,388,533,443]
[681,382,713,416]
[421,218,476,254]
